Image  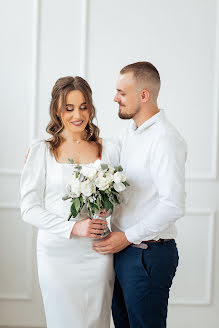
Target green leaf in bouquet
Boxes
[96,195,101,209]
[122,181,130,186]
[68,213,72,221]
[70,202,77,218]
[102,194,114,212]
[111,189,119,195]
[74,165,82,170]
[87,201,95,217]
[93,203,100,212]
[68,158,74,164]
[79,196,84,208]
[62,195,71,201]
[79,173,86,182]
[114,165,123,172]
[87,205,93,219]
[73,198,81,212]
[111,192,119,204]
[101,164,108,170]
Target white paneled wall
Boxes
[0,0,218,327]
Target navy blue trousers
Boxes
[112,240,179,328]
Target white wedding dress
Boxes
[20,138,120,328]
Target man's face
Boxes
[114,72,141,119]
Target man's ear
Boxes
[141,89,150,103]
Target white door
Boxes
[0,1,218,327]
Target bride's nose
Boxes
[72,108,83,118]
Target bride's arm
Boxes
[20,140,75,238]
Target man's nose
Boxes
[114,94,119,102]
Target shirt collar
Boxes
[129,109,164,135]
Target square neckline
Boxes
[48,138,105,166]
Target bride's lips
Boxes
[71,120,84,126]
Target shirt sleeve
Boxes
[125,134,187,244]
[20,140,76,238]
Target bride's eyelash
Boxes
[66,107,87,111]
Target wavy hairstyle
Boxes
[46,76,102,158]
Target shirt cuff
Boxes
[125,227,142,244]
[125,225,161,245]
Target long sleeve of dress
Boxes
[20,140,75,238]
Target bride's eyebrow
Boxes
[65,102,87,106]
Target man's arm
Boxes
[93,133,186,254]
[125,134,187,244]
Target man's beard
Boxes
[118,106,139,120]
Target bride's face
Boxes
[58,90,90,135]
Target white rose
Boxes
[95,176,109,191]
[70,178,81,198]
[97,170,104,178]
[81,166,97,179]
[93,159,102,171]
[114,182,126,192]
[113,172,126,184]
[105,172,114,184]
[81,180,96,197]
[108,166,115,174]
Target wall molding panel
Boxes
[169,210,216,305]
[187,2,219,181]
[29,0,41,144]
[79,0,89,78]
[0,205,34,301]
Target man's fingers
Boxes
[93,246,112,254]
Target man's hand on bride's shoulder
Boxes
[92,231,131,255]
[71,217,107,239]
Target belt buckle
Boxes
[131,243,148,250]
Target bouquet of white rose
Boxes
[62,159,129,221]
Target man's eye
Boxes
[121,94,125,96]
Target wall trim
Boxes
[187,1,219,181]
[169,209,216,305]
[79,0,88,78]
[0,206,33,301]
[29,0,40,143]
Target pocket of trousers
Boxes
[140,249,151,277]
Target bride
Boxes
[20,76,119,328]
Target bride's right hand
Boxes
[71,217,107,238]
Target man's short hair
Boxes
[120,61,161,102]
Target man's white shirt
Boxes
[111,109,187,244]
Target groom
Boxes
[93,61,187,327]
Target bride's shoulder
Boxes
[28,138,48,152]
[25,139,48,162]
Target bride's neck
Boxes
[61,129,87,142]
